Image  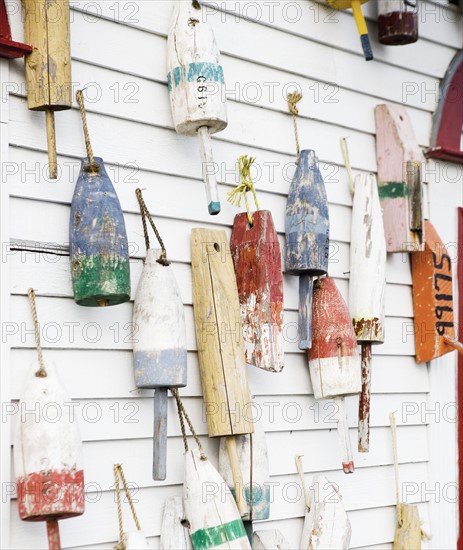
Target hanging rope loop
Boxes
[27,288,47,378]
[135,188,170,266]
[76,89,100,176]
[287,91,303,165]
[340,137,355,195]
[114,463,142,549]
[171,388,206,460]
[227,155,260,226]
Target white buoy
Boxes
[218,418,270,522]
[252,531,290,550]
[161,497,193,550]
[133,248,187,480]
[167,0,228,215]
[184,449,251,550]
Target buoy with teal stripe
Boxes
[167,0,228,216]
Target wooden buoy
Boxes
[0,0,32,58]
[229,157,284,372]
[113,464,149,549]
[375,103,425,253]
[378,0,419,45]
[390,413,429,549]
[324,0,373,60]
[161,497,193,550]
[219,418,270,523]
[349,173,386,453]
[167,0,227,215]
[14,290,84,550]
[296,455,352,549]
[23,0,72,178]
[308,277,361,473]
[132,190,187,481]
[185,449,251,550]
[70,91,130,307]
[191,228,254,516]
[411,220,463,363]
[285,149,329,350]
[252,531,290,550]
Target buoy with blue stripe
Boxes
[132,189,187,481]
[167,0,228,215]
[70,90,130,307]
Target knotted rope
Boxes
[114,464,142,549]
[287,91,303,165]
[76,89,99,176]
[228,155,260,226]
[171,388,206,460]
[135,189,170,266]
[340,137,355,194]
[27,288,47,378]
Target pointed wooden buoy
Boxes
[161,497,193,550]
[133,190,187,480]
[219,418,270,523]
[70,157,131,307]
[184,449,251,550]
[191,228,254,516]
[167,0,227,215]
[378,0,418,45]
[252,531,290,550]
[308,277,361,473]
[0,0,32,58]
[15,290,85,550]
[349,173,386,453]
[229,158,284,372]
[375,103,425,253]
[411,220,463,363]
[285,149,329,350]
[23,0,72,178]
[324,0,373,60]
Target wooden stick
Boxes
[46,519,61,550]
[358,343,372,453]
[152,388,168,481]
[443,335,463,354]
[334,397,354,473]
[226,436,247,516]
[45,110,57,179]
[295,454,310,511]
[298,276,313,350]
[351,0,373,61]
[198,127,221,215]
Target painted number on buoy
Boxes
[197,75,208,108]
[433,251,453,336]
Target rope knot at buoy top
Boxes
[172,388,206,460]
[135,188,170,266]
[76,89,100,176]
[287,91,303,165]
[227,155,260,226]
[114,463,142,547]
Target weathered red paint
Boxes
[0,0,32,58]
[309,278,358,361]
[411,220,457,363]
[230,210,284,372]
[17,469,85,521]
[342,460,355,474]
[358,343,372,453]
[352,317,382,342]
[47,520,61,550]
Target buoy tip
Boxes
[360,34,373,61]
[342,461,355,474]
[208,201,221,215]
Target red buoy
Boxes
[0,0,32,58]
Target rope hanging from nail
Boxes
[228,155,260,226]
[340,137,355,194]
[390,412,401,525]
[171,388,206,459]
[287,91,303,165]
[114,463,142,549]
[76,89,99,176]
[27,288,47,378]
[135,189,170,266]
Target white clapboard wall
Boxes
[1,0,461,548]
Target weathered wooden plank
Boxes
[160,497,192,550]
[230,210,284,372]
[252,530,290,550]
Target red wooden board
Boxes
[230,210,284,372]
